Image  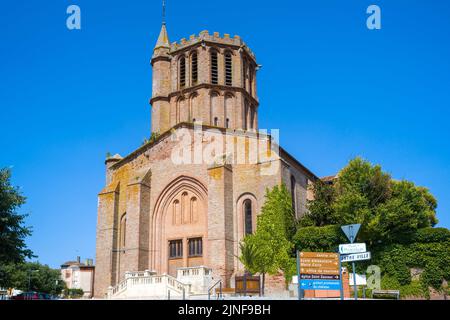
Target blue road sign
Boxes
[341,224,361,243]
[300,279,341,290]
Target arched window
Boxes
[225,94,233,128]
[179,56,186,88]
[290,175,296,215]
[210,51,218,85]
[120,213,127,248]
[182,192,189,224]
[210,91,220,126]
[191,52,198,85]
[190,197,198,223]
[190,93,198,122]
[244,200,253,235]
[172,200,180,225]
[225,52,232,86]
[249,106,255,130]
[177,97,188,123]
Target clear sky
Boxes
[1,0,449,268]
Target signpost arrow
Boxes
[297,251,342,300]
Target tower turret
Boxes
[150,23,172,134]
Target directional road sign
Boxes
[339,243,366,255]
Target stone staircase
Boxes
[107,266,214,299]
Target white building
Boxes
[61,257,95,298]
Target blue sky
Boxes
[1,0,449,268]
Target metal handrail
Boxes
[207,279,222,300]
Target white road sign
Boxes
[339,243,366,255]
[341,251,371,263]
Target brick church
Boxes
[94,20,319,298]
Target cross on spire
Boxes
[162,0,166,25]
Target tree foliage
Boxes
[240,184,296,285]
[0,261,66,295]
[301,157,438,245]
[299,181,336,227]
[0,168,34,265]
[293,225,347,252]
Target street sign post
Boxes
[297,251,342,300]
[339,243,366,255]
[341,251,371,263]
[340,224,361,300]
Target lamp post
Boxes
[28,270,39,292]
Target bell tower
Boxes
[149,5,259,134]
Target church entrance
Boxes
[151,176,208,277]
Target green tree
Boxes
[240,184,296,294]
[301,181,336,227]
[300,157,438,245]
[0,168,34,287]
[4,261,65,295]
[238,241,259,275]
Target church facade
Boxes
[94,23,318,298]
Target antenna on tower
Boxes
[162,0,166,25]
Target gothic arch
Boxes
[189,50,198,86]
[208,46,222,53]
[236,192,258,238]
[235,193,258,271]
[210,90,221,126]
[178,55,187,89]
[150,176,208,273]
[189,92,199,122]
[176,96,188,123]
[224,92,234,128]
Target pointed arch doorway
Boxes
[151,176,208,276]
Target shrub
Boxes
[293,225,347,252]
[64,288,84,299]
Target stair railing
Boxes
[208,279,222,300]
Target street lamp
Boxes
[28,270,39,292]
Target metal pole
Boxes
[296,251,301,300]
[349,230,358,301]
[183,287,185,300]
[243,272,247,297]
[259,274,262,297]
[352,262,357,300]
[339,254,344,300]
[219,281,222,300]
[168,289,170,300]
